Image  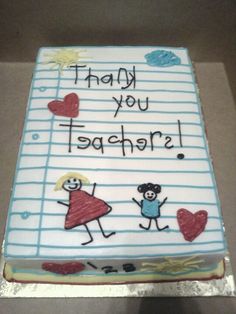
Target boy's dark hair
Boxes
[137,183,161,194]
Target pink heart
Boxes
[42,262,85,275]
[177,208,208,242]
[48,93,79,118]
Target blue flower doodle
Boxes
[145,50,181,67]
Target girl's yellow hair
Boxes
[54,172,90,191]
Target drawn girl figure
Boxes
[55,172,115,245]
[132,183,169,231]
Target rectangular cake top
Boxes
[4,46,226,260]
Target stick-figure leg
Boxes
[97,218,116,238]
[155,219,169,231]
[139,219,152,230]
[81,224,94,245]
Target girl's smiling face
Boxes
[63,178,82,191]
[144,190,157,201]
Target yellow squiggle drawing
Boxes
[141,256,205,273]
[44,49,88,72]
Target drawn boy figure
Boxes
[132,183,169,231]
[55,172,115,245]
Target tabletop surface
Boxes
[0,62,235,313]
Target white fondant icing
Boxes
[3,47,225,277]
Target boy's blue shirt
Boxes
[141,199,160,218]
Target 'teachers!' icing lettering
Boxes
[58,120,185,157]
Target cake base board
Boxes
[0,254,235,297]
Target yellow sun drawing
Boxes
[44,49,88,72]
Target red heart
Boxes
[177,208,208,242]
[42,262,85,275]
[48,93,79,118]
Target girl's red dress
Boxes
[64,190,111,229]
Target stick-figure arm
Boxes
[159,197,168,208]
[91,183,97,196]
[57,200,69,207]
[132,198,142,208]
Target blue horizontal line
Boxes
[17,165,211,174]
[109,200,216,205]
[29,107,199,115]
[95,62,191,66]
[33,86,195,94]
[4,247,226,259]
[12,197,217,206]
[108,214,221,219]
[9,211,221,219]
[27,118,201,126]
[8,227,222,234]
[10,211,43,216]
[31,96,197,105]
[31,96,57,100]
[6,240,223,249]
[10,212,221,220]
[80,99,197,105]
[34,77,194,84]
[90,62,191,66]
[22,142,205,150]
[35,68,192,75]
[25,129,203,138]
[28,107,49,111]
[20,153,208,161]
[37,60,191,66]
[14,181,214,189]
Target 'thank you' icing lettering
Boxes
[3,46,226,283]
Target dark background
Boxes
[0,0,235,100]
